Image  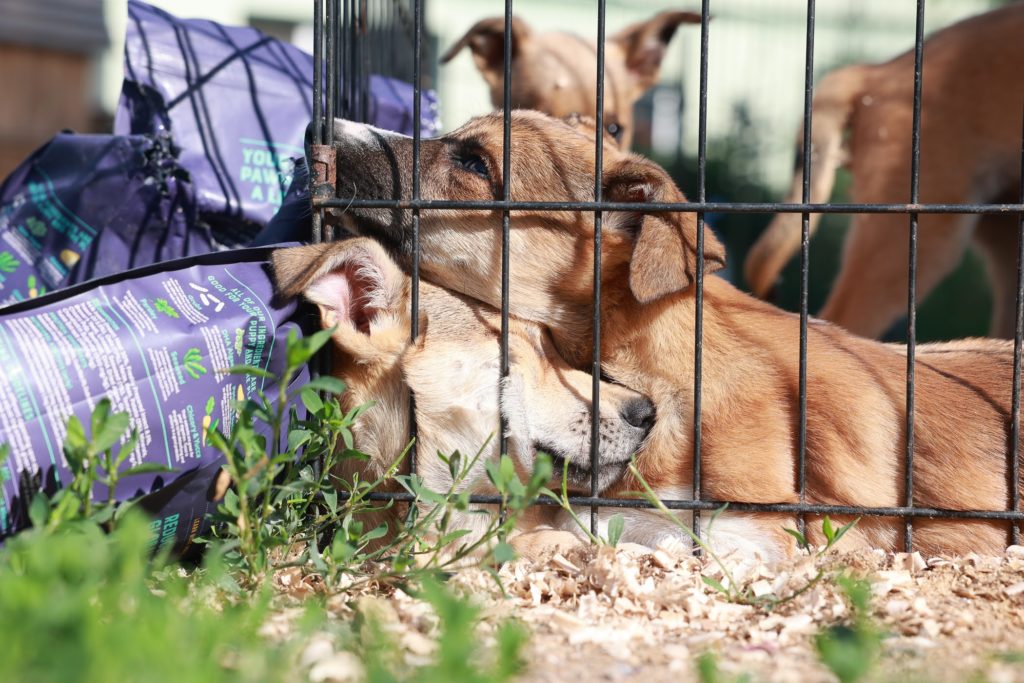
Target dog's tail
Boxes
[743,64,871,298]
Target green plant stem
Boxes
[547,457,601,545]
[628,463,742,598]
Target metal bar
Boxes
[324,0,338,242]
[499,0,513,463]
[360,0,370,122]
[383,0,392,78]
[310,0,326,391]
[334,489,1024,522]
[337,0,347,116]
[341,0,349,117]
[345,0,352,117]
[797,0,816,538]
[352,0,360,119]
[325,0,335,146]
[311,0,324,245]
[1011,101,1024,546]
[373,0,383,81]
[903,0,926,553]
[312,197,1024,214]
[691,0,711,548]
[349,0,358,119]
[589,0,607,538]
[409,0,422,475]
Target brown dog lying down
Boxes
[272,237,654,556]
[319,111,1023,561]
[441,9,701,149]
[745,4,1024,339]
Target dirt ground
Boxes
[273,544,1024,683]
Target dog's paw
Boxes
[509,528,585,563]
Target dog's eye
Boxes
[453,152,489,179]
[606,122,625,142]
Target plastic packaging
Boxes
[0,133,212,306]
[117,0,441,233]
[0,247,306,556]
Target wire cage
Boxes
[308,0,1024,553]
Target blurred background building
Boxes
[0,0,108,177]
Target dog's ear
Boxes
[604,157,725,304]
[609,10,702,91]
[271,238,407,333]
[440,17,532,89]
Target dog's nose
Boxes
[621,397,656,434]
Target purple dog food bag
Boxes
[0,132,214,307]
[250,158,314,247]
[117,0,441,234]
[0,247,308,557]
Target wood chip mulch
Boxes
[270,544,1024,682]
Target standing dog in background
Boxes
[441,9,701,149]
[272,238,654,557]
[744,4,1024,339]
[320,111,1024,560]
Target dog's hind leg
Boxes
[973,210,1021,339]
[820,211,976,338]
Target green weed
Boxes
[695,652,751,683]
[0,513,303,683]
[542,454,625,547]
[358,578,527,683]
[0,328,536,682]
[28,398,172,533]
[627,462,858,609]
[814,574,883,683]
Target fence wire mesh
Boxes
[309,0,1024,552]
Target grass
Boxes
[0,328,537,682]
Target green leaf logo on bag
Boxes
[183,348,207,379]
[154,298,179,319]
[0,252,19,274]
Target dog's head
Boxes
[272,237,654,494]
[322,112,725,359]
[440,10,701,149]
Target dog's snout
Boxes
[331,118,410,147]
[333,118,373,145]
[621,397,656,434]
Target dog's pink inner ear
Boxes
[306,272,353,331]
[306,264,381,335]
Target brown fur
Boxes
[744,4,1024,339]
[322,111,1024,559]
[441,10,701,149]
[271,238,654,559]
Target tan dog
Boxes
[271,237,654,556]
[441,10,701,148]
[320,111,1024,560]
[744,4,1024,339]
